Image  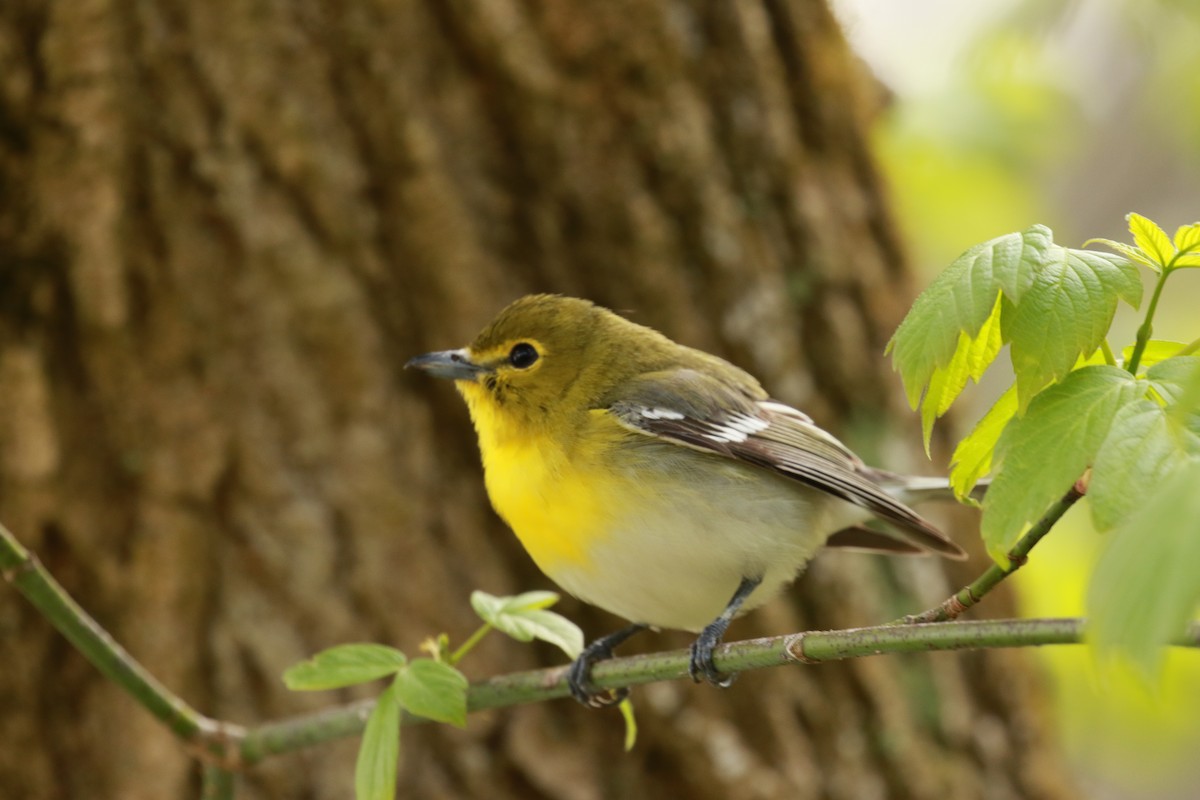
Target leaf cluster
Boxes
[890,213,1200,674]
[283,590,589,800]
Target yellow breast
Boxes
[459,383,615,575]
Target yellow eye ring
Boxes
[508,342,539,369]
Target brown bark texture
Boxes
[0,1,1075,799]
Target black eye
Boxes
[508,342,539,369]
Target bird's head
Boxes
[407,295,675,441]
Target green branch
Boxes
[1126,267,1171,374]
[464,618,1115,710]
[239,616,1200,761]
[0,521,240,764]
[901,483,1085,624]
[10,513,1199,772]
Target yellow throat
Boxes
[458,381,614,575]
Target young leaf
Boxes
[1121,341,1188,372]
[284,644,407,691]
[888,225,1051,409]
[394,659,468,727]
[419,632,451,661]
[1127,212,1174,268]
[1174,222,1200,254]
[1004,247,1141,410]
[949,384,1018,502]
[1088,399,1200,531]
[1176,220,1200,267]
[472,590,585,659]
[619,698,638,752]
[471,589,561,620]
[1162,358,1200,428]
[1084,238,1160,271]
[920,294,1004,451]
[981,366,1143,561]
[510,609,586,659]
[356,680,402,800]
[1146,355,1200,406]
[1173,222,1200,267]
[1087,460,1200,677]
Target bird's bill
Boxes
[405,349,489,381]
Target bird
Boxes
[407,294,966,706]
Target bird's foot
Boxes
[567,644,629,708]
[688,625,736,688]
[566,624,646,707]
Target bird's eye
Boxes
[508,342,539,369]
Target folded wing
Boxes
[607,369,965,559]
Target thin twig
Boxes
[0,521,244,766]
[899,482,1085,624]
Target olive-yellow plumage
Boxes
[408,295,963,699]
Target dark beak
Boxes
[405,349,488,382]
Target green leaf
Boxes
[394,659,468,727]
[888,225,1051,409]
[1170,221,1200,264]
[1121,340,1188,372]
[920,293,1004,451]
[1146,355,1200,406]
[284,644,407,691]
[1087,460,1200,677]
[1174,222,1200,254]
[472,590,585,659]
[471,589,560,621]
[1088,399,1200,531]
[995,224,1051,303]
[1127,212,1174,268]
[981,366,1143,561]
[1164,358,1200,429]
[949,384,1018,503]
[1004,246,1142,410]
[1083,238,1160,271]
[356,680,402,800]
[1148,357,1200,441]
[619,698,638,752]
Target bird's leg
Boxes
[689,575,762,687]
[567,623,648,708]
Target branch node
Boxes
[785,633,821,664]
[187,719,249,771]
[942,594,971,620]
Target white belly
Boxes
[548,459,871,632]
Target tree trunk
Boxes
[0,1,1075,798]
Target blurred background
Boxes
[833,1,1200,798]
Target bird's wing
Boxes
[607,369,965,559]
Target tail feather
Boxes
[869,470,990,505]
[825,525,928,556]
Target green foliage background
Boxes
[835,1,1200,796]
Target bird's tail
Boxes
[870,470,990,505]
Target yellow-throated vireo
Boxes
[408,295,965,705]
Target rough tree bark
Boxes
[0,1,1075,798]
